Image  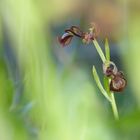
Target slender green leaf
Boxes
[92,66,111,102]
[105,38,110,61]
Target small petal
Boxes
[90,22,100,38]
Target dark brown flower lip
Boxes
[110,76,127,92]
[58,33,73,47]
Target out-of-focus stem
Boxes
[110,92,119,120]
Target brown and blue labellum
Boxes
[110,72,127,92]
[58,33,73,47]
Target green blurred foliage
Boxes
[0,0,140,140]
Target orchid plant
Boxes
[58,23,127,120]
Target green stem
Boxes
[105,38,110,61]
[110,92,119,120]
[93,39,106,63]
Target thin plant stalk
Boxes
[110,92,119,120]
[92,39,119,120]
[93,39,106,63]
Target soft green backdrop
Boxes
[0,0,140,140]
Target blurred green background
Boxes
[0,0,140,140]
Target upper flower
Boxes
[58,23,100,47]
